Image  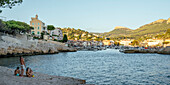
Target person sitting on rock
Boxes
[26,67,34,77]
[14,67,20,76]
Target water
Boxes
[0,49,170,85]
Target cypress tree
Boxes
[63,34,68,42]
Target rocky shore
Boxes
[0,66,90,85]
[119,47,170,54]
[0,33,77,57]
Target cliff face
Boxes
[0,33,76,57]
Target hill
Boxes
[100,18,170,39]
[100,26,132,37]
[61,28,100,41]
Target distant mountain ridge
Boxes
[100,18,170,38]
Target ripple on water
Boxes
[0,49,169,85]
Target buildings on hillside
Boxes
[119,39,170,47]
[30,15,63,40]
[66,40,104,48]
[119,39,133,46]
[102,40,111,46]
[144,39,170,47]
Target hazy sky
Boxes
[0,0,170,33]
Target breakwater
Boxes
[119,47,170,54]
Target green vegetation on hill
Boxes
[101,27,132,38]
[61,28,104,41]
[0,19,33,35]
[99,18,170,40]
[131,19,169,37]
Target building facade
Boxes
[30,15,46,35]
[120,39,132,46]
[103,40,111,46]
[50,28,63,40]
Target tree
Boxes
[0,19,7,32]
[40,32,44,39]
[47,25,55,30]
[6,20,32,33]
[162,28,170,47]
[165,28,170,38]
[131,40,139,46]
[47,25,55,34]
[106,38,110,40]
[0,20,32,34]
[63,34,68,42]
[114,41,120,46]
[0,0,23,13]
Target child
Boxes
[26,67,34,77]
[14,67,20,76]
[30,68,34,77]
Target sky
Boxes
[0,0,170,33]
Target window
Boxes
[38,23,40,25]
[43,27,45,30]
[35,27,36,29]
[32,31,34,34]
[37,31,40,34]
[38,27,39,30]
[32,23,34,25]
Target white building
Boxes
[146,39,163,46]
[120,39,132,46]
[50,28,63,40]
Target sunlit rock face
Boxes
[167,18,170,24]
[149,19,167,25]
[114,26,131,30]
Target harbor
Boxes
[0,49,169,84]
[0,0,170,85]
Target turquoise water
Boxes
[0,49,170,84]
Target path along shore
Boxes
[0,66,91,85]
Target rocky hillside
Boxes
[61,28,97,41]
[0,33,76,57]
[100,18,170,38]
[100,26,132,37]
